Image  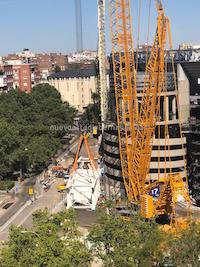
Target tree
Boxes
[168,223,200,267]
[80,92,101,126]
[54,65,61,73]
[88,212,165,267]
[91,92,99,104]
[0,119,21,175]
[0,210,91,267]
[88,208,200,267]
[0,84,77,177]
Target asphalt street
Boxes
[0,175,37,227]
[0,134,100,241]
[0,132,80,228]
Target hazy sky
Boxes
[0,0,199,55]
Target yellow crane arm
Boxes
[132,4,168,195]
[109,0,168,200]
[110,0,191,222]
[109,0,138,200]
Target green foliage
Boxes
[0,84,76,177]
[168,223,200,267]
[54,65,61,73]
[1,207,200,267]
[81,92,101,125]
[0,180,15,190]
[0,210,91,267]
[88,213,165,267]
[88,210,200,267]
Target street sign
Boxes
[151,187,160,198]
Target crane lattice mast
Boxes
[110,0,138,200]
[110,0,190,220]
[98,0,108,128]
[131,0,168,196]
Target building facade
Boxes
[36,53,68,80]
[48,69,98,112]
[2,49,68,82]
[3,60,32,93]
[0,74,7,93]
[103,50,200,204]
[103,58,190,198]
[179,61,200,204]
[3,65,13,90]
[14,64,32,93]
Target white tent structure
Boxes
[66,157,101,210]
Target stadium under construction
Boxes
[96,1,200,208]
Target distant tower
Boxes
[75,0,83,52]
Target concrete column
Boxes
[172,97,176,120]
[177,64,190,124]
[164,96,169,122]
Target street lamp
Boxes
[19,147,28,181]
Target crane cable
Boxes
[145,0,152,65]
[136,0,142,72]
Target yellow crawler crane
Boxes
[110,0,190,224]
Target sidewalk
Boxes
[0,178,64,241]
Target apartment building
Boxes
[0,73,7,93]
[48,68,98,112]
[3,60,31,93]
[3,49,68,81]
[3,65,13,90]
[35,53,68,80]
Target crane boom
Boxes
[132,2,167,195]
[110,0,168,200]
[110,0,138,200]
[110,0,190,220]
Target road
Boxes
[0,178,65,241]
[0,175,37,227]
[0,134,80,239]
[0,134,99,241]
[0,132,80,228]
